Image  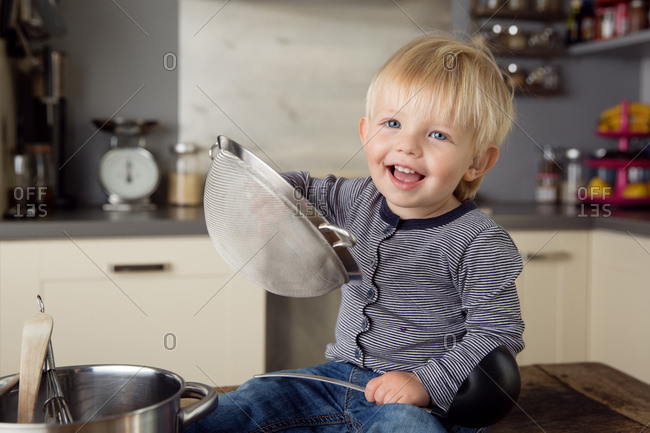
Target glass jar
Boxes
[536,146,561,204]
[8,144,57,217]
[560,148,586,204]
[168,143,203,206]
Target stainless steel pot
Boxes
[0,364,218,432]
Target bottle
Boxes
[561,148,586,204]
[536,146,561,204]
[629,0,648,32]
[168,143,203,206]
[566,0,583,44]
[580,0,596,41]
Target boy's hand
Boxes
[364,371,432,407]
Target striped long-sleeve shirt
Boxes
[282,172,525,412]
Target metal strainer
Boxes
[204,136,360,298]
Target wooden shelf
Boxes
[568,29,650,57]
[471,10,565,22]
[490,45,564,58]
[515,86,563,97]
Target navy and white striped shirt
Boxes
[283,172,525,411]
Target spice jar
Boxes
[168,143,203,206]
[536,146,561,204]
[560,148,586,204]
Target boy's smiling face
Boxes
[360,91,495,220]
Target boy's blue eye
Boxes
[431,131,447,140]
[385,119,401,129]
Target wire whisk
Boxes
[37,295,73,424]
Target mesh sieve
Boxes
[203,136,360,298]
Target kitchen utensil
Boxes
[42,342,72,425]
[0,375,19,398]
[256,346,521,428]
[36,295,72,425]
[0,364,218,432]
[255,372,366,393]
[204,135,360,297]
[17,312,53,423]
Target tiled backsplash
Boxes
[179,0,451,178]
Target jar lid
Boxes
[170,143,198,154]
[565,148,582,160]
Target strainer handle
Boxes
[208,143,220,160]
[318,224,356,248]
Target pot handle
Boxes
[178,382,219,427]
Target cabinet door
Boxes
[509,230,589,365]
[590,230,650,384]
[0,236,265,386]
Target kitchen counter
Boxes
[1,202,650,240]
[492,362,650,432]
[0,206,208,240]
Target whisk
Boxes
[37,295,73,424]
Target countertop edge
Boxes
[1,205,650,240]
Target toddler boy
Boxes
[189,35,524,433]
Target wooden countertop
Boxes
[493,362,650,432]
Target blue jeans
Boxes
[185,362,483,433]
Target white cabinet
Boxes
[0,235,265,386]
[589,229,650,384]
[509,230,590,365]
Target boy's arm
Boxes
[412,227,525,412]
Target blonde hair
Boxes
[365,35,514,201]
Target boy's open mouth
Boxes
[390,165,424,183]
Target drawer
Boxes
[0,235,265,380]
[32,236,231,279]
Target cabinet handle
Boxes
[110,263,170,273]
[520,251,571,262]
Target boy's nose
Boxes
[395,136,422,156]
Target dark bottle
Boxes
[566,0,583,44]
[580,0,596,41]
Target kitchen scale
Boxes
[93,118,160,211]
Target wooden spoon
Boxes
[17,312,53,423]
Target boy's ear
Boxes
[463,145,499,181]
[358,117,368,150]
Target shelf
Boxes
[471,10,565,22]
[490,45,564,58]
[586,158,650,169]
[515,86,563,97]
[597,131,650,139]
[582,195,650,206]
[568,29,650,57]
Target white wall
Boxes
[179,0,451,178]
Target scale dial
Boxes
[98,147,160,202]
